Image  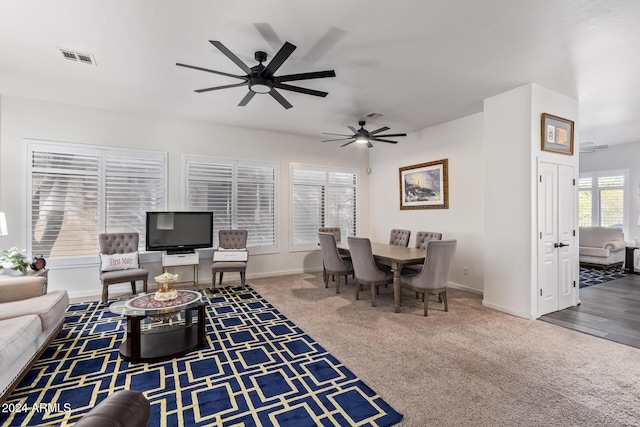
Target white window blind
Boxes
[31,149,100,259]
[185,155,277,253]
[578,171,626,228]
[105,151,167,249]
[28,141,167,263]
[291,164,358,251]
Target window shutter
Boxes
[291,164,358,251]
[186,156,277,251]
[578,172,626,228]
[105,152,166,249]
[30,149,100,258]
[237,163,276,248]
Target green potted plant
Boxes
[0,247,32,276]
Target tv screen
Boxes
[146,211,213,254]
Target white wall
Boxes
[483,83,579,319]
[0,96,370,298]
[368,113,485,293]
[580,142,640,243]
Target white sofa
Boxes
[0,275,68,403]
[579,226,627,269]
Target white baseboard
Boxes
[481,300,531,319]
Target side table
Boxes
[162,252,199,289]
[625,247,638,273]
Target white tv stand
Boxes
[162,251,199,289]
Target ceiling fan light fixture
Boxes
[355,134,369,144]
[249,77,271,94]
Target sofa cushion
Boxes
[0,290,68,332]
[0,315,42,372]
[580,227,624,248]
[580,247,610,257]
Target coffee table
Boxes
[109,290,206,363]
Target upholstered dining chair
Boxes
[404,231,443,274]
[98,233,148,304]
[318,226,349,282]
[211,229,248,291]
[400,239,457,316]
[389,229,411,247]
[318,232,354,293]
[348,236,393,307]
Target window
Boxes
[579,171,627,229]
[185,155,277,253]
[28,141,167,265]
[291,163,358,251]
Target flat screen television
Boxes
[146,211,213,254]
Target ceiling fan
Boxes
[176,40,336,109]
[579,142,608,153]
[322,121,407,148]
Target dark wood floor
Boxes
[540,274,640,349]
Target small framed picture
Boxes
[541,113,574,155]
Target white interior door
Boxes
[537,161,576,316]
[557,164,576,310]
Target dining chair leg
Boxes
[324,272,329,288]
[443,289,449,312]
[336,275,341,294]
[423,297,429,316]
[130,281,137,295]
[371,285,376,307]
[219,272,224,286]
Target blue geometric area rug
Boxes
[579,266,627,288]
[1,286,402,427]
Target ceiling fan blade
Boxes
[273,83,328,97]
[375,133,407,138]
[322,132,353,137]
[263,41,296,76]
[301,27,346,64]
[195,82,248,93]
[209,41,253,75]
[274,70,336,83]
[322,137,353,142]
[269,88,293,109]
[253,23,283,51]
[238,91,256,106]
[347,126,358,134]
[176,63,248,80]
[366,141,374,148]
[370,138,399,144]
[369,126,390,135]
[341,140,356,147]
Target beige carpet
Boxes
[246,273,640,427]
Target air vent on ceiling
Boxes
[363,112,383,119]
[58,47,97,65]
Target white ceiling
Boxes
[1,0,639,146]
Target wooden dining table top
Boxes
[335,240,425,266]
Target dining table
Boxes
[336,240,426,312]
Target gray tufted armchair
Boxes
[211,229,248,291]
[389,229,411,247]
[98,233,148,304]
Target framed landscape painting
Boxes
[399,159,448,210]
[541,113,574,155]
